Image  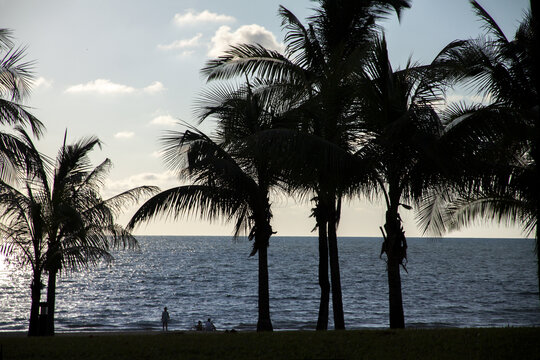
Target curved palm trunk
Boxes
[28,271,42,336]
[383,207,406,329]
[256,237,273,332]
[328,207,345,330]
[45,269,57,336]
[315,205,330,331]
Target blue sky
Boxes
[1,0,531,237]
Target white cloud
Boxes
[174,10,235,26]
[150,115,177,126]
[158,33,203,51]
[32,76,53,89]
[65,79,135,95]
[143,81,165,94]
[178,50,195,58]
[103,171,178,197]
[114,131,135,139]
[208,24,284,57]
[65,79,164,95]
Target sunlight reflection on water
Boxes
[1,236,539,332]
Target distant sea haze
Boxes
[1,236,539,332]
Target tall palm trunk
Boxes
[315,204,330,330]
[256,232,273,332]
[28,271,42,336]
[45,233,60,336]
[383,206,406,329]
[328,204,345,330]
[45,269,57,336]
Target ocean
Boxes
[1,236,539,332]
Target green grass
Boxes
[1,328,539,360]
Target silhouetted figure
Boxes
[205,318,216,332]
[161,307,170,331]
[195,320,203,331]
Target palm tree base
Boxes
[256,319,273,332]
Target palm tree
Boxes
[0,191,47,336]
[355,35,446,328]
[0,29,44,336]
[129,82,285,331]
[0,134,47,335]
[201,0,411,330]
[422,1,540,300]
[0,130,157,336]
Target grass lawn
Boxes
[0,327,539,360]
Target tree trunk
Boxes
[328,208,345,330]
[256,243,273,332]
[45,269,57,336]
[28,271,42,336]
[387,251,405,329]
[316,208,330,331]
[384,208,406,329]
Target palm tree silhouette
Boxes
[0,132,48,336]
[0,130,157,335]
[425,1,540,300]
[202,0,411,330]
[129,82,286,331]
[355,35,446,328]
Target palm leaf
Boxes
[102,185,160,216]
[127,185,250,232]
[470,0,509,45]
[201,43,304,84]
[0,46,34,102]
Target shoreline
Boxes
[1,325,538,337]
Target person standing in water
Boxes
[161,307,170,331]
[205,318,216,332]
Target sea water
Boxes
[1,236,539,332]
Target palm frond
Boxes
[201,44,298,83]
[470,0,509,45]
[279,6,324,72]
[103,185,160,217]
[127,185,250,231]
[416,189,456,236]
[0,29,14,52]
[79,158,112,190]
[450,195,531,235]
[55,135,102,181]
[0,99,44,137]
[1,46,35,102]
[161,128,258,200]
[14,127,52,183]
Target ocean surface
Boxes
[1,236,539,332]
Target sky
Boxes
[1,0,531,238]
